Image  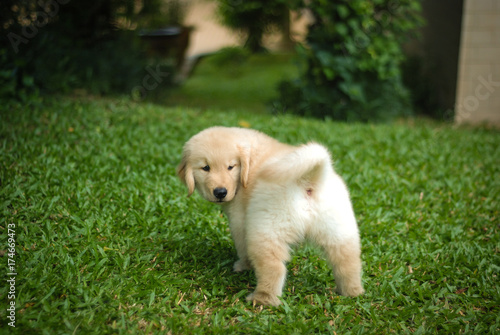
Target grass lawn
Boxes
[1,95,499,334]
[154,51,299,114]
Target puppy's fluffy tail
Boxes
[259,143,332,183]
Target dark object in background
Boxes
[139,26,193,71]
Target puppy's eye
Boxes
[228,165,236,171]
[202,165,210,172]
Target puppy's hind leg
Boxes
[322,240,364,297]
[246,238,289,306]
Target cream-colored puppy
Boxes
[177,127,364,306]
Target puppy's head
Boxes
[177,127,250,203]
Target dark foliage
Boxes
[0,0,174,99]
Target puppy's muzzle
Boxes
[213,187,228,201]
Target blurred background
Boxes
[1,0,498,125]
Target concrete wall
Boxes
[455,0,500,126]
[183,0,239,57]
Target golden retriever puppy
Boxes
[177,127,364,306]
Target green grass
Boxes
[1,96,499,334]
[155,51,299,114]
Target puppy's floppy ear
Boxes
[177,151,195,196]
[238,144,251,188]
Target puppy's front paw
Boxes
[233,259,251,272]
[246,291,281,306]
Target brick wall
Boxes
[455,0,500,126]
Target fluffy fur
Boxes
[177,127,364,306]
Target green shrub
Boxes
[1,32,176,98]
[276,0,424,122]
[0,0,175,99]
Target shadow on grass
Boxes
[155,223,256,296]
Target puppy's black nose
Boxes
[213,187,228,200]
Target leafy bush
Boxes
[276,0,424,122]
[0,0,175,99]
